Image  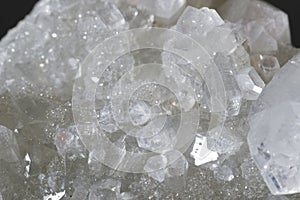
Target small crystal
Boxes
[207,127,243,155]
[98,103,119,133]
[213,165,234,181]
[176,6,223,38]
[137,0,186,25]
[251,54,280,83]
[137,127,176,153]
[164,151,189,191]
[54,126,85,156]
[129,100,151,126]
[144,155,168,182]
[214,53,242,116]
[235,67,265,100]
[89,179,121,200]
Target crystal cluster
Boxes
[0,0,299,199]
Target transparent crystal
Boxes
[235,67,265,100]
[249,102,300,195]
[129,100,151,126]
[54,126,85,156]
[137,0,186,25]
[98,103,119,133]
[207,127,243,155]
[251,54,280,83]
[249,54,300,195]
[144,155,168,182]
[213,165,234,181]
[214,53,242,116]
[137,127,176,153]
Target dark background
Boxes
[0,0,299,47]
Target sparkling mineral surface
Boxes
[0,0,299,199]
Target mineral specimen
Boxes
[0,0,299,199]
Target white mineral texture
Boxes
[0,0,300,199]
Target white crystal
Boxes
[249,102,300,195]
[219,0,291,45]
[176,6,237,55]
[98,103,119,133]
[137,127,176,153]
[144,155,168,182]
[214,53,242,116]
[244,21,278,54]
[54,126,85,156]
[248,53,300,195]
[137,0,186,25]
[213,165,234,181]
[235,67,265,100]
[251,54,280,83]
[144,150,188,190]
[129,100,151,126]
[164,151,189,191]
[176,6,224,36]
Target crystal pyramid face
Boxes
[0,0,300,199]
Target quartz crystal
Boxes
[1,0,300,199]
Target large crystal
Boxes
[248,53,300,195]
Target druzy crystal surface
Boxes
[0,0,299,199]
